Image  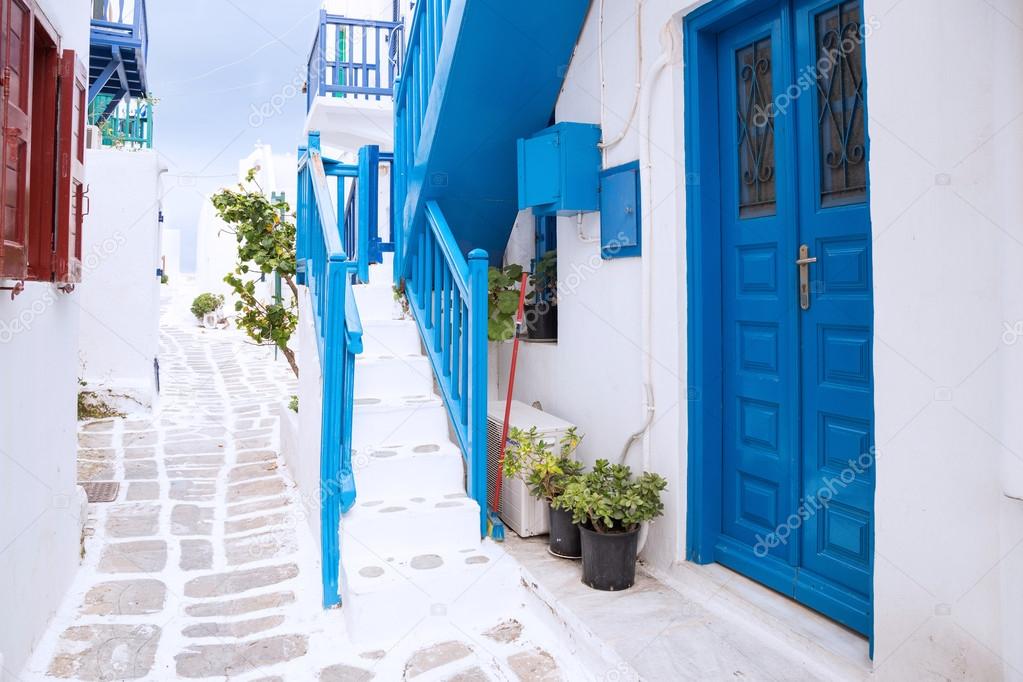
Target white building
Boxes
[194,143,296,300]
[0,0,92,676]
[295,0,1023,678]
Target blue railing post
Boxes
[296,144,309,285]
[317,9,328,100]
[357,145,380,283]
[468,248,489,536]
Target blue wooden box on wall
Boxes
[599,161,641,259]
[516,122,601,216]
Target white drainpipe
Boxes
[618,20,678,554]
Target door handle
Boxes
[797,244,817,311]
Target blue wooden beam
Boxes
[88,48,122,105]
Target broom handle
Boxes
[492,272,529,512]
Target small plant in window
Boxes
[487,264,524,342]
[526,250,558,341]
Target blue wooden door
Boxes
[715,0,873,636]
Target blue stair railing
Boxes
[307,11,405,110]
[296,132,364,607]
[402,202,489,535]
[392,0,451,275]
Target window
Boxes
[528,214,558,341]
[0,0,87,284]
[736,37,776,219]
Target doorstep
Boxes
[505,535,874,681]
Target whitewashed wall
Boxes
[0,2,90,679]
[500,0,1023,677]
[195,145,294,301]
[78,150,165,406]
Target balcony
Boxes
[89,0,149,107]
[89,94,154,150]
[304,11,404,153]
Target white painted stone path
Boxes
[21,280,589,681]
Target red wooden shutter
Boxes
[54,50,86,283]
[0,0,33,280]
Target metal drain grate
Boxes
[82,481,120,503]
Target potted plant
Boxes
[559,459,668,590]
[191,293,225,329]
[526,250,557,341]
[502,426,585,558]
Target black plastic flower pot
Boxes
[525,303,558,341]
[579,524,640,591]
[547,504,581,559]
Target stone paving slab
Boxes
[174,634,308,678]
[47,624,161,680]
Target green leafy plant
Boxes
[529,250,557,305]
[211,168,299,376]
[160,273,169,285]
[502,426,584,502]
[558,459,667,534]
[190,293,224,320]
[393,282,411,318]
[488,264,524,341]
[288,395,298,413]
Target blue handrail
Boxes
[296,132,364,608]
[307,11,405,110]
[392,0,452,283]
[403,200,489,535]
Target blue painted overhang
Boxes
[89,4,149,102]
[404,0,591,263]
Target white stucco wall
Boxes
[498,0,1023,676]
[0,1,90,678]
[195,145,293,301]
[288,287,325,554]
[78,150,164,406]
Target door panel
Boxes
[794,0,873,601]
[712,0,874,636]
[717,7,800,566]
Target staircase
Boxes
[339,254,493,644]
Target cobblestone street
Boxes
[22,284,573,681]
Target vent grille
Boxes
[486,416,505,514]
[81,481,120,503]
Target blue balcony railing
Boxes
[88,94,153,149]
[306,11,405,110]
[90,0,149,103]
[296,132,364,608]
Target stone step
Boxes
[339,542,499,646]
[353,284,398,321]
[367,253,395,287]
[354,355,434,399]
[351,398,451,450]
[361,319,422,357]
[340,493,480,558]
[353,441,465,500]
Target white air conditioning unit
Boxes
[487,400,576,538]
[86,125,103,150]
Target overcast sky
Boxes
[147,0,324,270]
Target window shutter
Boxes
[54,50,86,283]
[0,0,33,280]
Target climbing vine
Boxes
[211,168,299,376]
